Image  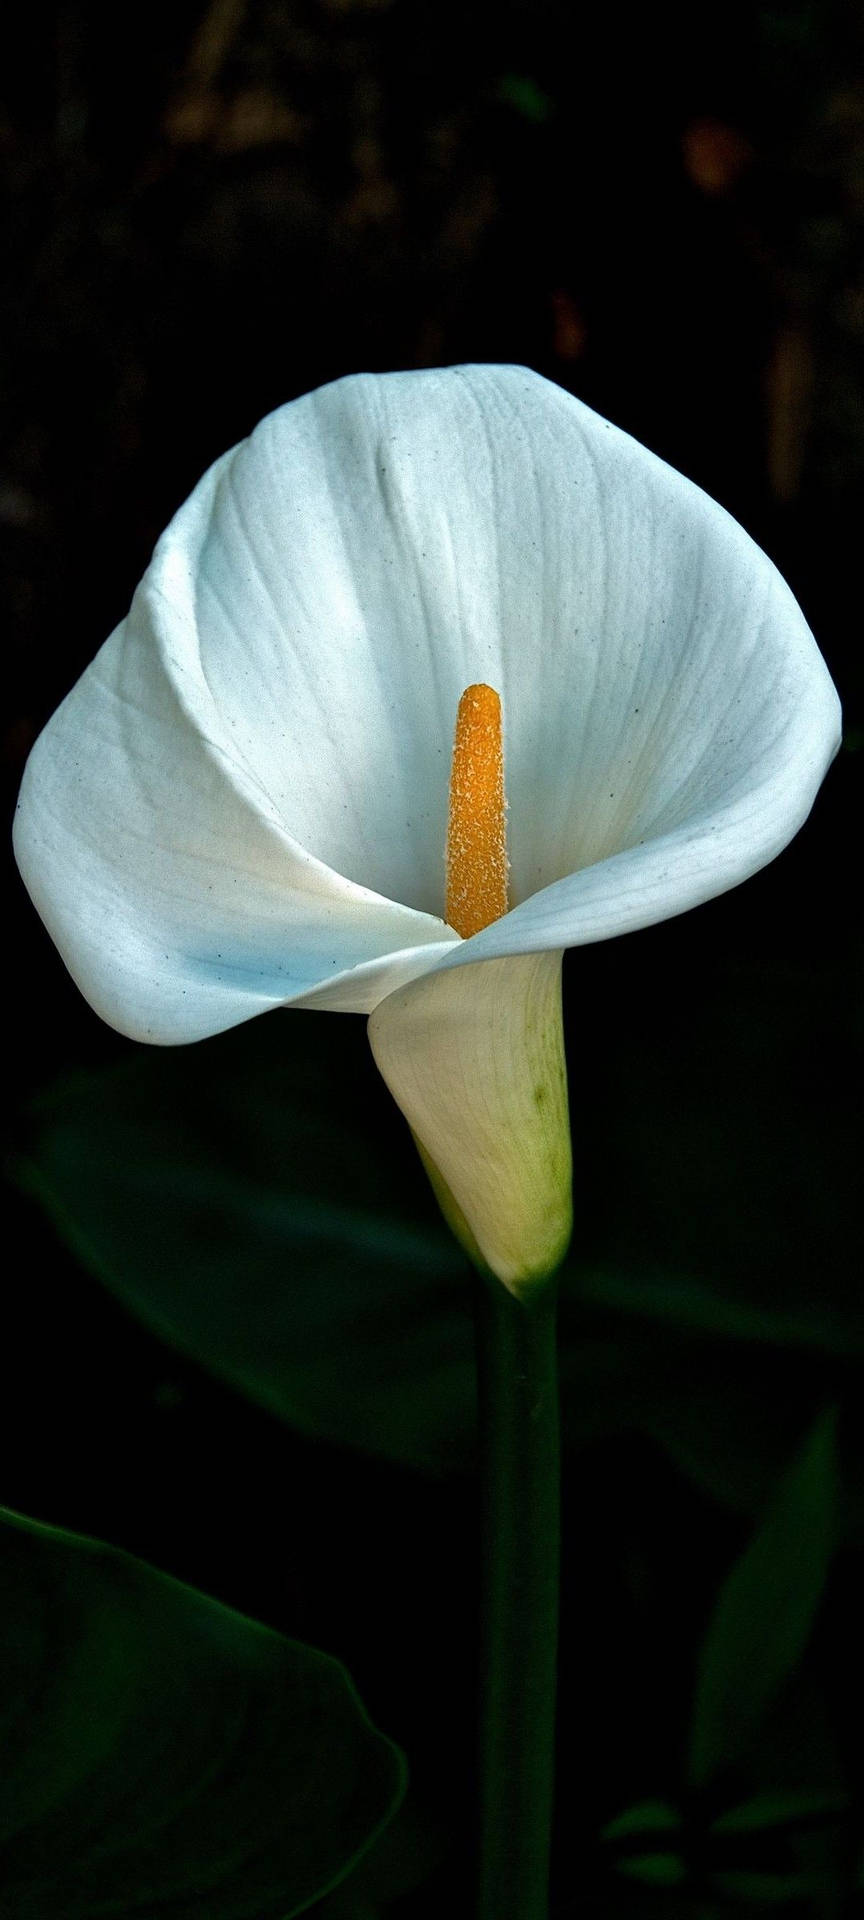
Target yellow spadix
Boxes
[368,684,572,1295]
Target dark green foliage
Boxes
[594,1417,846,1914]
[0,1505,405,1920]
[15,1014,474,1476]
[14,961,859,1527]
[11,965,858,1911]
[687,1410,837,1789]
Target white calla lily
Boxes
[14,366,840,1291]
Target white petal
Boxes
[13,451,456,1044]
[173,363,840,948]
[368,952,572,1294]
[15,365,840,1042]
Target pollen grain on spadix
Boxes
[445,683,509,939]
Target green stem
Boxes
[474,1275,560,1920]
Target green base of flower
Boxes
[411,1133,495,1278]
[412,1130,568,1298]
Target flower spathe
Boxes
[14,367,840,1290]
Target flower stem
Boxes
[474,1274,560,1920]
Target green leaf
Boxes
[14,1016,475,1476]
[12,960,858,1505]
[601,1800,681,1843]
[687,1410,837,1789]
[313,1794,444,1919]
[0,1504,405,1918]
[711,1789,848,1836]
[614,1852,688,1888]
[13,1017,712,1482]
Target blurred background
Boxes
[2,2,862,1915]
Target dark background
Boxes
[2,3,862,1915]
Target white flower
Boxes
[14,367,840,1291]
